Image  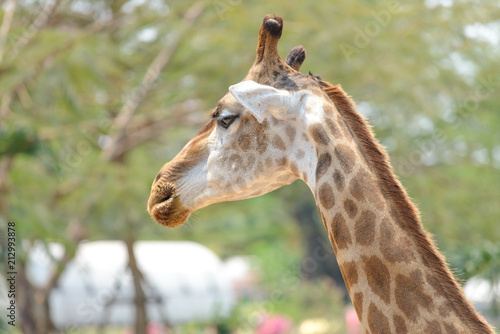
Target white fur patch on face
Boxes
[219,108,233,118]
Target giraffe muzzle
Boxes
[147,182,190,227]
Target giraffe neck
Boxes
[302,102,494,333]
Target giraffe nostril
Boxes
[148,184,175,215]
[160,192,172,203]
[147,182,190,227]
[157,186,173,204]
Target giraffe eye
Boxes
[218,115,236,129]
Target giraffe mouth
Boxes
[147,183,190,227]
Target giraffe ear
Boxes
[229,80,295,123]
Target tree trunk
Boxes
[125,236,148,334]
[292,196,347,297]
[17,260,39,334]
[17,247,81,334]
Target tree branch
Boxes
[103,3,206,162]
[0,155,14,214]
[0,0,16,64]
[125,235,148,334]
[0,17,117,121]
[104,101,205,158]
[12,0,62,58]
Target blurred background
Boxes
[0,0,499,333]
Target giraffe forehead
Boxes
[212,93,243,116]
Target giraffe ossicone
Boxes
[147,14,494,334]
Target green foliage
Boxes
[0,127,39,157]
[218,279,345,333]
[265,279,345,326]
[450,242,500,283]
[449,242,500,319]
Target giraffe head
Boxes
[148,15,330,226]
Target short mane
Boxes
[318,80,494,333]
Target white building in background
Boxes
[464,277,499,310]
[26,240,236,329]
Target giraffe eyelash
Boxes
[218,114,239,129]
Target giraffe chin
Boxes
[148,195,191,228]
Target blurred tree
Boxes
[1,1,208,332]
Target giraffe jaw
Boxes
[147,183,191,227]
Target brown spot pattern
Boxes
[389,205,406,230]
[426,274,447,299]
[315,152,332,181]
[380,219,415,263]
[296,149,305,160]
[255,162,264,174]
[234,177,244,186]
[393,315,408,334]
[301,132,309,141]
[443,322,459,334]
[309,124,330,145]
[343,261,358,288]
[318,183,335,209]
[367,303,391,333]
[325,118,343,139]
[323,217,338,255]
[350,173,365,202]
[349,169,384,209]
[285,124,296,141]
[355,210,376,246]
[333,169,345,191]
[353,292,364,321]
[344,198,358,219]
[362,256,391,304]
[332,212,352,250]
[237,133,252,151]
[426,320,444,334]
[227,154,243,170]
[245,153,256,169]
[237,116,251,129]
[395,270,434,323]
[272,135,286,150]
[276,157,288,166]
[256,134,268,154]
[290,162,299,176]
[439,302,452,317]
[334,144,356,174]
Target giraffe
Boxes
[147,15,494,333]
